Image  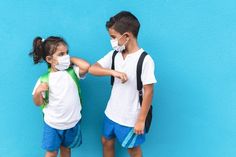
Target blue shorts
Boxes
[42,121,82,152]
[102,115,145,148]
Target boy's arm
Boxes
[70,57,90,76]
[89,63,128,83]
[134,84,154,134]
[33,83,48,106]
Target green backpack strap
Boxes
[39,70,50,109]
[66,67,82,104]
[39,68,82,110]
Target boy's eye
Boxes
[110,35,116,39]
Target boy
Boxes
[89,11,156,157]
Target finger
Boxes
[122,74,128,83]
[141,130,144,134]
[42,85,48,89]
[135,129,140,135]
[121,75,126,83]
[124,74,128,81]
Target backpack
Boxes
[39,67,82,109]
[111,50,153,133]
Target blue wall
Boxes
[0,0,235,157]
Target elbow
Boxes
[88,64,95,74]
[34,100,42,106]
[33,95,43,106]
[149,88,154,98]
[85,63,90,72]
[34,99,43,106]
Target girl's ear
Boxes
[46,56,52,64]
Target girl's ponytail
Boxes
[29,37,44,64]
[29,36,68,66]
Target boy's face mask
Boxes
[55,54,70,71]
[110,34,129,52]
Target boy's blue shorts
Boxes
[102,115,145,148]
[42,121,82,152]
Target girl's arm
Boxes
[70,57,90,76]
[33,83,48,106]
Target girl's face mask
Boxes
[55,54,70,71]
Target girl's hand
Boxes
[134,120,145,135]
[111,70,128,83]
[33,83,48,106]
[35,83,48,94]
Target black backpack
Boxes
[111,50,153,133]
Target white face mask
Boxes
[55,54,70,71]
[110,34,128,52]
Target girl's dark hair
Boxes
[106,11,140,38]
[29,36,68,65]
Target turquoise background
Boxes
[0,0,235,157]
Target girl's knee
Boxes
[45,151,58,157]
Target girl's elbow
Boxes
[85,63,90,71]
[33,97,43,106]
[88,65,95,74]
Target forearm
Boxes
[137,85,154,122]
[33,92,44,106]
[89,63,113,76]
[70,57,90,75]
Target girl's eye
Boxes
[59,52,65,56]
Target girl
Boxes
[30,36,90,157]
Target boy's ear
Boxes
[125,32,132,40]
[46,56,53,64]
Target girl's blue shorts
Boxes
[42,121,82,152]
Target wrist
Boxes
[109,69,114,76]
[70,57,74,64]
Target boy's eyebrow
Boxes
[110,35,116,38]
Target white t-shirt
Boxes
[98,48,157,127]
[32,66,83,130]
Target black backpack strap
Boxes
[137,51,148,105]
[111,50,119,86]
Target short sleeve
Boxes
[32,79,45,98]
[141,55,157,85]
[97,51,114,69]
[73,65,86,80]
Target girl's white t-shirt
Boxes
[32,66,82,130]
[98,48,157,127]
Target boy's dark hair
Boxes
[106,11,140,38]
[29,36,68,66]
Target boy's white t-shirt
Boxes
[98,48,157,127]
[32,66,83,130]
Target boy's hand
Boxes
[111,70,128,83]
[35,83,48,94]
[134,120,145,135]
